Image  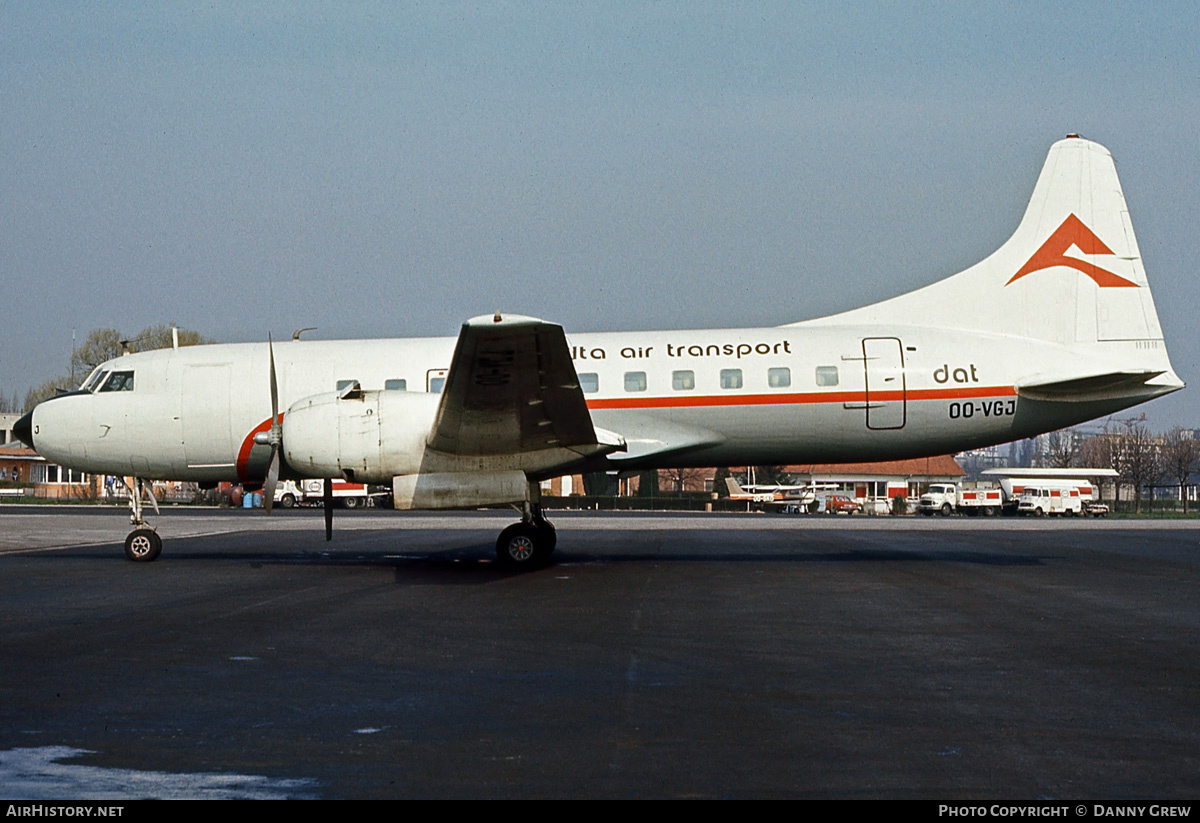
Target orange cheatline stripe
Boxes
[236,415,281,483]
[585,385,1016,411]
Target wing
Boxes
[427,313,623,461]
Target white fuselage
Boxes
[28,322,1162,486]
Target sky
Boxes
[2,2,1198,427]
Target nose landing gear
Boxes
[122,477,162,562]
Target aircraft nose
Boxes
[13,410,34,449]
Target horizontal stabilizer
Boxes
[1016,370,1167,403]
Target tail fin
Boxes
[799,136,1168,349]
[725,476,746,496]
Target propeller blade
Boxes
[324,479,333,541]
[268,335,279,426]
[264,335,282,516]
[263,448,280,515]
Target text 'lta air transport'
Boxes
[14,136,1183,565]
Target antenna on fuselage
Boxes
[292,327,317,341]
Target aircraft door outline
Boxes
[862,337,906,430]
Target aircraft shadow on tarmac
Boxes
[55,529,1049,580]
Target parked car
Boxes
[824,495,861,515]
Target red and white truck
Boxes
[273,479,387,509]
[1015,483,1086,516]
[918,484,1006,516]
[918,469,1115,517]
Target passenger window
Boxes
[720,369,743,389]
[624,372,647,392]
[427,368,448,393]
[768,367,791,388]
[578,373,599,393]
[384,379,407,391]
[672,370,695,391]
[98,371,134,392]
[815,366,839,386]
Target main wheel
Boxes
[536,519,557,552]
[496,523,552,567]
[124,528,162,562]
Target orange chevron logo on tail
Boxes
[1006,213,1137,288]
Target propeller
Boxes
[256,334,333,539]
[261,336,282,514]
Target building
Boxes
[781,456,965,511]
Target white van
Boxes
[1017,484,1083,517]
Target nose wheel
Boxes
[124,528,162,562]
[122,477,163,562]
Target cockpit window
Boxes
[98,370,135,392]
[82,368,109,392]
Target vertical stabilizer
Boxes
[797,137,1167,348]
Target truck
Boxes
[918,483,1005,516]
[1016,483,1084,516]
[918,472,1111,517]
[273,479,387,509]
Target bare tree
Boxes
[1043,429,1078,468]
[0,390,22,413]
[1160,427,1199,514]
[70,324,211,379]
[69,328,124,379]
[1114,424,1163,513]
[23,377,74,412]
[660,467,712,493]
[1079,426,1119,505]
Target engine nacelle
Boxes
[282,389,440,484]
[391,470,528,510]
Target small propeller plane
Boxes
[14,136,1183,566]
[723,477,837,510]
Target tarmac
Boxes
[1,506,1197,798]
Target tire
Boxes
[536,519,557,552]
[496,523,552,567]
[1035,507,1044,517]
[343,496,359,509]
[124,528,162,562]
[984,506,998,517]
[940,503,952,517]
[280,493,296,509]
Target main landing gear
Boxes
[496,502,556,568]
[122,477,162,562]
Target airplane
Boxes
[13,135,1183,566]
[723,477,837,510]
